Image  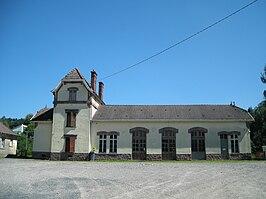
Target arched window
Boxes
[130,127,149,160]
[159,127,178,160]
[188,127,207,160]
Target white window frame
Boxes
[99,134,107,153]
[230,134,239,153]
[109,134,117,153]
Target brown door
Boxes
[65,136,76,153]
[132,131,146,160]
[162,130,176,160]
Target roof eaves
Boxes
[92,118,254,122]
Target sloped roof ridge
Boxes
[64,68,85,80]
[103,104,231,106]
[0,122,18,136]
[31,107,52,121]
[63,68,91,88]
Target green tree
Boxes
[261,65,266,98]
[249,101,266,153]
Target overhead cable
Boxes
[100,0,258,81]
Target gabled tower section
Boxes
[49,68,104,160]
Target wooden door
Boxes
[65,136,76,153]
[132,131,146,160]
[162,130,176,160]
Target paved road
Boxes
[0,159,265,199]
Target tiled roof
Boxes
[0,122,18,137]
[31,107,53,121]
[93,105,254,121]
[62,68,92,89]
[64,68,85,79]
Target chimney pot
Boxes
[99,82,104,101]
[91,70,97,93]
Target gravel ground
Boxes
[0,159,265,199]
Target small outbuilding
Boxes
[0,122,19,157]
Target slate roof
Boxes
[31,107,53,121]
[0,122,18,137]
[93,105,254,121]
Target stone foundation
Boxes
[32,151,51,160]
[206,154,223,160]
[176,154,191,160]
[229,153,251,160]
[146,154,162,160]
[50,152,60,160]
[95,154,131,160]
[51,152,89,161]
[33,152,252,161]
[67,153,88,161]
[206,153,251,160]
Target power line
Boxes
[100,0,259,81]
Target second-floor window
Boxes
[68,87,78,102]
[66,109,78,128]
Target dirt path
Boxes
[0,159,265,199]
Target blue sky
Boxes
[0,0,265,118]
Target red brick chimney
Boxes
[91,70,97,93]
[99,82,104,101]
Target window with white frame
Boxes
[109,134,117,153]
[97,132,119,153]
[99,134,107,153]
[230,134,239,153]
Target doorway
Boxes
[132,131,146,160]
[190,128,207,160]
[220,134,229,159]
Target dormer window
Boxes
[68,87,78,102]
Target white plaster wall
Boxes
[57,83,88,101]
[0,138,17,156]
[51,104,90,153]
[90,97,101,117]
[91,121,251,155]
[8,139,17,155]
[33,121,52,152]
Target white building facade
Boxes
[32,68,254,160]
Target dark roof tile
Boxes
[93,105,254,121]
